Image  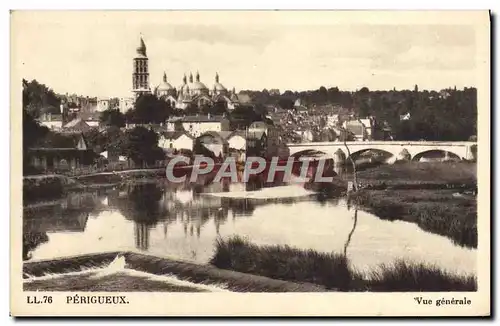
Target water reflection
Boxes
[23,171,476,277]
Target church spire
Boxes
[215,72,219,83]
[183,74,187,84]
[136,34,147,57]
[189,73,193,83]
[163,72,167,83]
[196,71,200,82]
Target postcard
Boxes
[10,10,490,317]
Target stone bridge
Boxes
[286,141,477,162]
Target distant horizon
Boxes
[14,11,479,99]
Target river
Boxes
[23,171,476,278]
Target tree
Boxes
[22,79,61,118]
[23,109,50,151]
[122,127,164,167]
[84,126,126,154]
[99,108,126,128]
[228,105,261,129]
[278,98,294,110]
[318,86,328,104]
[127,94,172,124]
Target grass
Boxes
[367,260,477,292]
[352,189,477,249]
[210,236,358,291]
[210,236,477,292]
[356,161,477,187]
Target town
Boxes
[24,36,477,175]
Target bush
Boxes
[23,175,67,203]
[367,260,477,292]
[210,236,354,290]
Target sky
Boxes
[12,11,482,98]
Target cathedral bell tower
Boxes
[132,36,151,98]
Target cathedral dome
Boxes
[190,71,209,93]
[213,82,226,91]
[158,72,174,92]
[212,73,227,92]
[158,82,174,91]
[191,81,208,91]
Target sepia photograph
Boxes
[10,10,490,316]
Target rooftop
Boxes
[168,115,228,123]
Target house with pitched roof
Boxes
[27,131,98,172]
[158,131,194,151]
[165,114,230,138]
[38,113,64,130]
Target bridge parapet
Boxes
[286,141,476,161]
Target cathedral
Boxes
[131,36,240,111]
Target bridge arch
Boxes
[411,149,462,162]
[347,148,396,162]
[290,149,330,159]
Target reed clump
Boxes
[210,236,477,292]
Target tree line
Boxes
[240,86,477,141]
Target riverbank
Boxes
[209,236,477,292]
[351,162,477,248]
[23,174,81,202]
[356,161,476,188]
[23,168,167,203]
[352,189,477,248]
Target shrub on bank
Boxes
[210,236,477,292]
[210,236,354,290]
[23,175,68,203]
[367,260,477,292]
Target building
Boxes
[224,131,247,163]
[96,98,110,112]
[128,36,240,111]
[158,131,194,151]
[225,131,246,151]
[155,71,240,111]
[358,117,374,140]
[132,36,151,99]
[76,111,101,128]
[119,97,135,114]
[27,132,97,172]
[343,119,368,141]
[246,120,281,158]
[326,114,339,127]
[60,94,98,113]
[293,98,308,111]
[38,113,63,130]
[165,115,230,138]
[62,118,92,133]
